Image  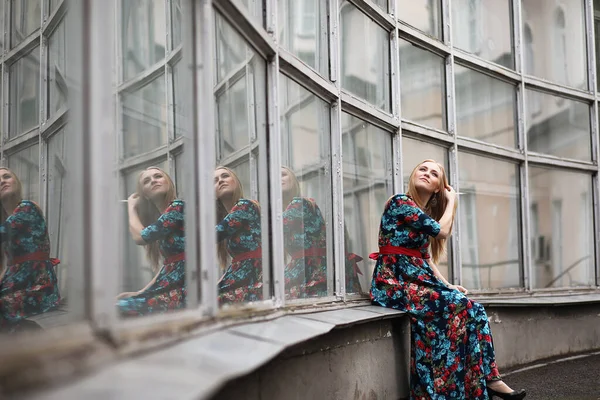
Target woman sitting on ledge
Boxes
[370,159,526,400]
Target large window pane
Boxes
[458,153,521,289]
[215,14,268,307]
[595,0,600,91]
[529,167,594,288]
[48,18,67,118]
[399,39,445,130]
[455,65,516,148]
[171,0,182,48]
[452,0,513,68]
[525,90,591,161]
[11,0,41,48]
[341,1,390,112]
[9,49,41,137]
[121,0,166,81]
[7,144,40,203]
[121,76,168,158]
[278,0,328,76]
[402,138,451,281]
[396,0,441,39]
[522,0,587,89]
[343,113,393,295]
[280,75,333,300]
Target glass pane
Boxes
[399,39,445,130]
[522,0,587,89]
[173,61,185,138]
[525,89,591,161]
[455,65,516,148]
[278,0,329,76]
[279,74,333,300]
[48,18,67,118]
[458,152,521,289]
[122,75,168,158]
[341,1,390,112]
[46,130,70,325]
[401,137,451,280]
[9,48,41,137]
[49,0,60,14]
[171,0,182,48]
[11,0,41,48]
[6,145,40,203]
[121,0,166,81]
[452,0,513,68]
[215,14,268,307]
[596,0,600,91]
[343,113,393,295]
[239,0,265,26]
[529,167,594,288]
[373,0,388,12]
[396,0,441,39]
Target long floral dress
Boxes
[0,200,61,332]
[118,199,186,316]
[283,197,328,298]
[370,194,500,400]
[217,199,263,304]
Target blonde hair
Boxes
[282,166,300,206]
[0,168,24,269]
[215,166,244,271]
[136,166,177,272]
[406,159,457,264]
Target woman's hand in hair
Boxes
[444,185,457,203]
[448,284,468,295]
[127,192,141,210]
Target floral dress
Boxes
[118,199,186,316]
[217,199,263,304]
[0,200,61,331]
[370,194,500,400]
[283,197,328,298]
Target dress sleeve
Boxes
[0,201,31,243]
[385,194,441,237]
[140,200,184,243]
[216,199,260,242]
[282,197,306,236]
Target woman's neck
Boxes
[1,196,21,216]
[221,197,235,212]
[153,197,171,213]
[412,189,432,210]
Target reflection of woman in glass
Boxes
[0,168,60,332]
[370,160,525,400]
[118,167,186,316]
[281,167,327,298]
[215,167,263,304]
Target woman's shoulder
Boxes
[235,198,260,210]
[17,199,41,211]
[389,193,415,205]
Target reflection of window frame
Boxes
[553,7,568,86]
[459,190,480,288]
[551,199,563,285]
[295,0,316,37]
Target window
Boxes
[553,8,568,86]
[396,0,442,40]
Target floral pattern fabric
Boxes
[217,199,263,304]
[118,199,186,316]
[0,200,60,331]
[370,194,500,399]
[283,197,328,298]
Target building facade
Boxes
[1,0,600,395]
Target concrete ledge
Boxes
[24,306,406,400]
[474,292,600,307]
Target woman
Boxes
[370,160,526,400]
[118,167,186,316]
[215,167,263,304]
[281,167,327,298]
[0,168,60,332]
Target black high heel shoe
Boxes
[487,386,527,399]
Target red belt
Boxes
[369,245,428,260]
[9,251,60,266]
[232,248,262,263]
[164,252,186,264]
[290,247,326,260]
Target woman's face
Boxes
[0,169,19,200]
[140,168,170,200]
[412,161,442,196]
[214,168,237,200]
[281,168,292,193]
